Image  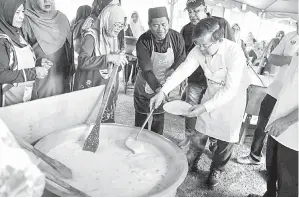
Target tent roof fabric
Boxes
[235,0,298,14]
[206,0,298,20]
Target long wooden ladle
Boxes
[43,171,90,197]
[82,63,120,153]
[15,135,73,179]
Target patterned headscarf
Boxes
[95,4,125,55]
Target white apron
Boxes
[195,54,250,143]
[145,40,174,94]
[0,35,36,106]
[134,37,174,114]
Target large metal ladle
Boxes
[125,109,154,154]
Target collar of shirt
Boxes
[204,39,226,71]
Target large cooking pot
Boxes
[34,124,188,197]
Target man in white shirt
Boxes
[150,17,249,188]
[237,23,299,165]
[180,0,234,167]
[250,53,298,197]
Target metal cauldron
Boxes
[34,124,188,197]
[0,86,188,197]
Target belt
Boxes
[207,78,225,87]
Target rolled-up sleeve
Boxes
[136,37,160,91]
[136,38,153,71]
[161,48,201,94]
[203,46,246,112]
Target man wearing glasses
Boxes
[179,0,234,173]
[150,17,249,188]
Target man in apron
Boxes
[150,18,250,188]
[134,6,186,135]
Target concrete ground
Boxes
[115,82,268,197]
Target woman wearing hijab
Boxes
[81,0,125,54]
[245,32,257,48]
[81,0,119,33]
[126,11,145,39]
[231,23,241,44]
[270,31,285,53]
[0,0,50,107]
[71,5,91,54]
[232,23,250,62]
[22,0,74,99]
[248,42,263,65]
[74,5,128,123]
[260,31,285,74]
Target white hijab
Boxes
[130,11,144,39]
[97,4,125,55]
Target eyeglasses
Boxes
[113,23,125,29]
[194,41,215,50]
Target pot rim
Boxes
[35,123,188,197]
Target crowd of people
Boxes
[0,0,297,197]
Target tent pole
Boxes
[168,0,179,29]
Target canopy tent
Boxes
[205,0,298,20]
[234,0,297,14]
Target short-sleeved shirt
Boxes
[267,54,298,151]
[267,31,299,98]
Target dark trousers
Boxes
[124,60,137,84]
[250,94,277,161]
[265,136,298,197]
[187,131,234,172]
[135,111,164,135]
[184,83,208,144]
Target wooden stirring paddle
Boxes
[44,171,90,197]
[82,64,120,153]
[15,135,73,179]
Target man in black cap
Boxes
[134,7,186,135]
[179,0,234,174]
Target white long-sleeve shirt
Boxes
[161,38,247,113]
